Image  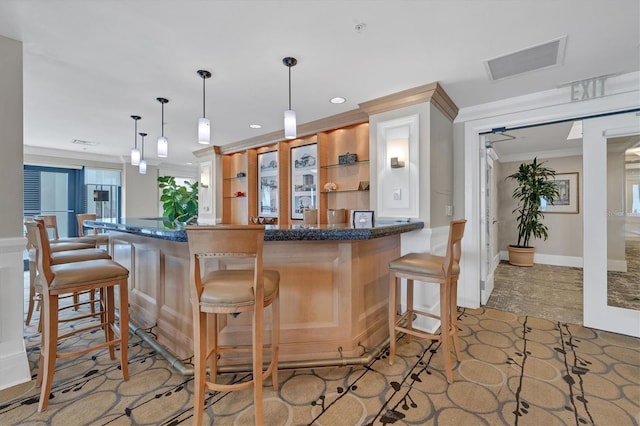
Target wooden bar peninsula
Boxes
[87,218,423,373]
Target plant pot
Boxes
[508,245,535,267]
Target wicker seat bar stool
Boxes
[388,219,466,383]
[31,219,130,412]
[186,225,280,425]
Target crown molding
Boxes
[211,81,457,155]
[359,82,458,121]
[215,108,369,155]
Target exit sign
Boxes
[570,76,608,102]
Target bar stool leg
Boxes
[388,272,397,364]
[450,278,462,361]
[26,267,37,326]
[118,279,129,380]
[406,279,414,343]
[106,286,116,360]
[271,290,280,391]
[440,282,453,384]
[38,294,59,412]
[253,302,264,424]
[193,310,207,426]
[208,314,218,383]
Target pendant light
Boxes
[156,97,169,157]
[138,132,147,174]
[130,115,141,166]
[283,57,297,139]
[197,70,212,144]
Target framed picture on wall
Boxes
[542,172,579,213]
[257,151,278,217]
[290,143,317,220]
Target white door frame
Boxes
[583,112,640,337]
[479,139,496,304]
[457,72,640,312]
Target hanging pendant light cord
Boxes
[134,120,138,149]
[202,76,206,117]
[288,65,292,110]
[161,103,165,137]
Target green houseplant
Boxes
[158,176,199,226]
[505,157,559,266]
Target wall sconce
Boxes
[200,165,210,188]
[390,157,405,168]
[388,137,408,169]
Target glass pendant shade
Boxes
[139,159,147,174]
[131,147,141,166]
[196,70,212,145]
[130,115,141,166]
[157,136,168,157]
[284,109,296,139]
[156,97,169,157]
[198,117,210,144]
[282,57,298,140]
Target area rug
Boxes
[1,306,638,425]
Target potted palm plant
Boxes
[506,158,559,266]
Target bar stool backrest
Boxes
[36,215,60,241]
[77,213,97,237]
[185,225,266,305]
[32,219,55,286]
[443,219,467,276]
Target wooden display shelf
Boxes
[322,189,370,194]
[321,160,370,169]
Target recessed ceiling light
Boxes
[330,97,346,104]
[250,124,262,129]
[186,162,193,165]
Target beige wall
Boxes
[498,155,583,257]
[0,35,23,238]
[123,164,160,218]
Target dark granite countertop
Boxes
[85,218,424,242]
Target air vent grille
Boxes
[485,36,567,81]
[72,139,98,146]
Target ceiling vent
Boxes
[72,139,98,146]
[484,36,567,81]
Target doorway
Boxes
[479,120,585,323]
[468,111,640,335]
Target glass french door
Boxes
[24,165,83,238]
[583,111,640,337]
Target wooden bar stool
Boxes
[186,225,280,426]
[24,219,108,327]
[31,219,130,412]
[76,213,110,249]
[37,214,97,245]
[388,219,466,383]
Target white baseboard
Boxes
[499,250,583,267]
[498,250,628,271]
[0,236,32,391]
[607,259,628,272]
[0,343,31,390]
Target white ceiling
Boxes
[0,0,638,168]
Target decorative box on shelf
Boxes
[338,152,357,165]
